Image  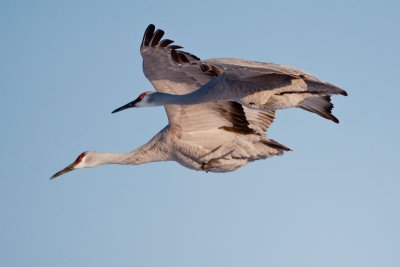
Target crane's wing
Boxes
[140,25,346,106]
[140,24,276,135]
[166,101,290,158]
[141,25,346,96]
[168,101,276,135]
[140,24,208,95]
[200,58,348,96]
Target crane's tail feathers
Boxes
[261,139,292,153]
[305,80,348,96]
[298,95,340,123]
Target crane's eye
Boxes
[74,152,86,164]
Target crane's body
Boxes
[51,24,346,179]
[120,71,346,123]
[52,116,288,178]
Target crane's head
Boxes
[112,91,157,113]
[50,151,91,179]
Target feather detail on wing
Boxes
[133,24,294,170]
[168,102,260,135]
[242,108,276,134]
[140,24,280,138]
[140,24,206,93]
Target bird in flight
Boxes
[51,24,346,179]
[113,24,347,122]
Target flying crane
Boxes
[51,24,346,179]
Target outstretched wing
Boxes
[202,58,347,96]
[141,24,346,97]
[140,24,207,95]
[140,24,275,136]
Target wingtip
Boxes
[263,139,292,152]
[150,29,165,46]
[332,117,340,124]
[142,24,156,46]
[328,113,340,124]
[146,24,155,30]
[329,82,348,96]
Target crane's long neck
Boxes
[150,78,243,106]
[87,131,170,167]
[150,92,207,105]
[151,86,235,106]
[88,149,165,167]
[86,152,136,166]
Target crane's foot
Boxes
[201,162,212,173]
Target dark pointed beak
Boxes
[112,99,139,114]
[50,162,76,180]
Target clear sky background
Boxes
[1,1,399,266]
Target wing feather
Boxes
[140,24,278,136]
[150,29,165,46]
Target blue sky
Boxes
[1,1,399,266]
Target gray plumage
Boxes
[137,24,295,172]
[51,24,346,179]
[141,25,347,123]
[51,25,293,179]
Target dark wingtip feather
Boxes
[328,114,340,123]
[142,24,155,46]
[171,49,180,65]
[189,54,201,61]
[327,82,348,96]
[141,24,201,63]
[299,95,341,123]
[159,39,174,47]
[150,29,165,46]
[178,53,190,64]
[334,86,348,96]
[168,45,184,50]
[263,139,292,151]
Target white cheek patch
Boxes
[135,101,146,107]
[75,160,85,169]
[136,98,158,107]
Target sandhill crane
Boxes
[113,25,347,123]
[51,108,288,179]
[50,24,346,179]
[51,26,294,179]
